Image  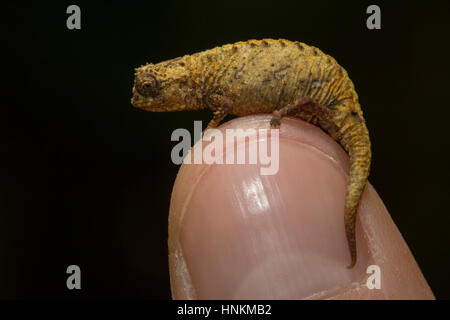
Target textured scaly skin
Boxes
[131,39,371,268]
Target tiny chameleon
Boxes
[131,39,371,269]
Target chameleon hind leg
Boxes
[270,97,313,127]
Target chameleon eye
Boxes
[136,74,160,97]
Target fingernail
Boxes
[170,115,370,299]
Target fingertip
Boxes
[168,115,434,299]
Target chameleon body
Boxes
[131,39,371,268]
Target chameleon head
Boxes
[131,61,193,112]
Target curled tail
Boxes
[339,111,371,268]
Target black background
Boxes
[1,1,449,299]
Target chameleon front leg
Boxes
[205,93,233,130]
[270,97,313,127]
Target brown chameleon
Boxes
[131,39,371,268]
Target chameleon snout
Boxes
[131,86,155,109]
[131,87,142,108]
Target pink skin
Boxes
[168,114,434,300]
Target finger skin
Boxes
[168,114,434,299]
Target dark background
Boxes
[1,1,449,299]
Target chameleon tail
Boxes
[339,112,371,268]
